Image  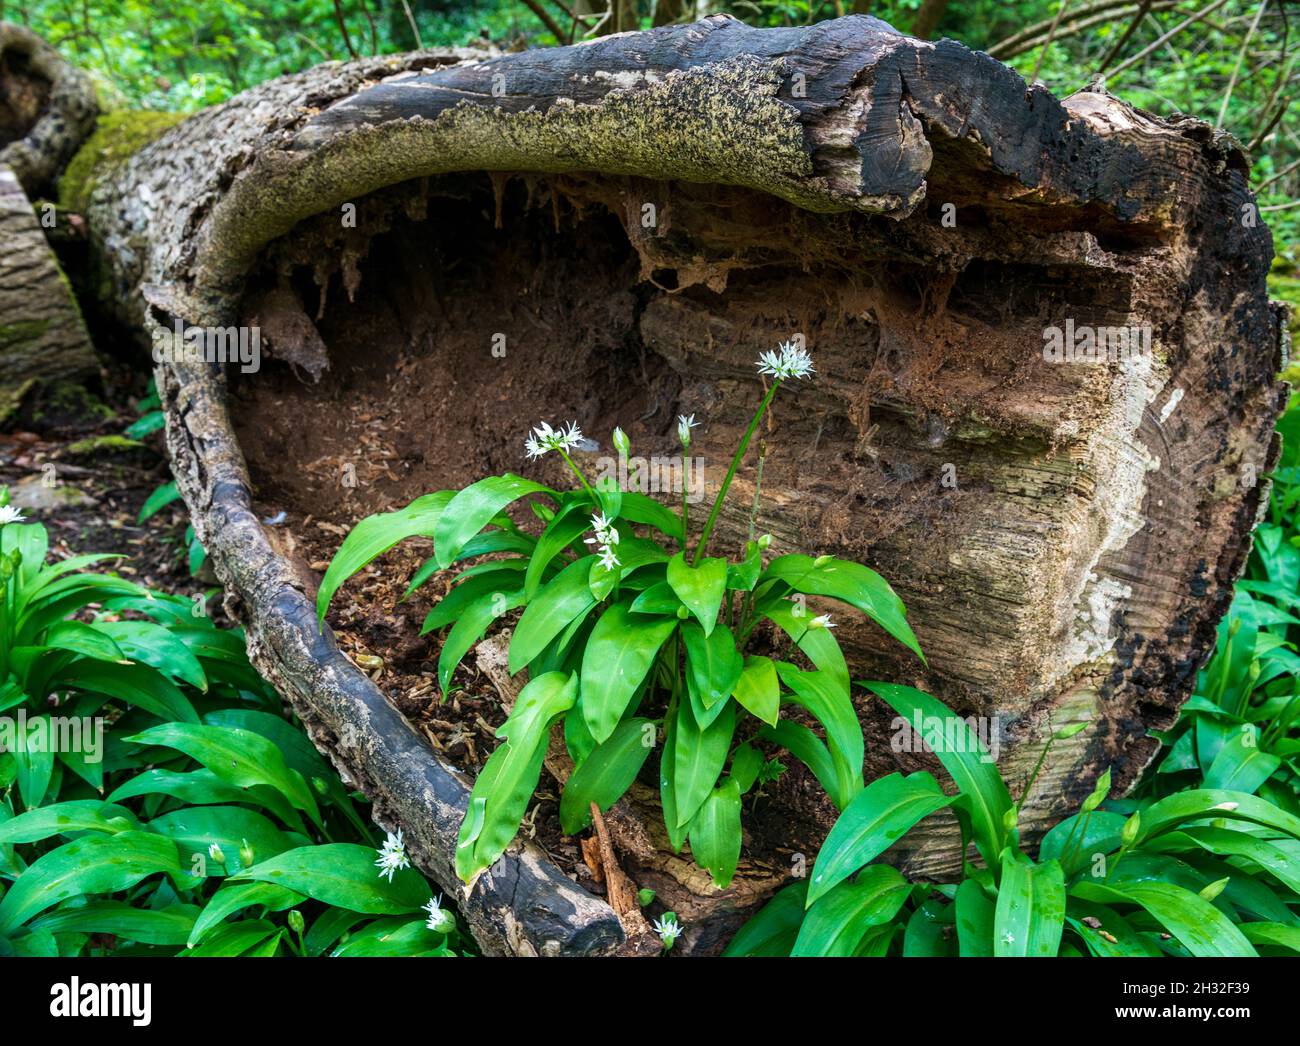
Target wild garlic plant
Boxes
[319,341,925,887]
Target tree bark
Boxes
[49,15,1285,954]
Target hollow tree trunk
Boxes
[47,15,1285,955]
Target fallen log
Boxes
[49,15,1285,954]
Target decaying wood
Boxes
[50,15,1286,954]
[0,163,98,418]
[0,22,97,196]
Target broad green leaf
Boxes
[188,882,303,947]
[437,587,524,692]
[183,919,281,957]
[580,602,676,743]
[40,620,128,663]
[688,777,742,888]
[762,554,924,661]
[1065,899,1159,957]
[791,865,910,957]
[865,683,1012,866]
[1240,922,1300,953]
[722,881,807,957]
[727,540,763,592]
[509,556,597,674]
[629,581,682,616]
[316,490,454,623]
[1070,880,1257,957]
[955,878,995,956]
[903,897,953,956]
[52,660,198,724]
[434,475,552,568]
[758,720,839,806]
[666,552,726,635]
[673,698,735,828]
[762,599,849,689]
[1137,789,1300,843]
[234,843,431,913]
[0,801,138,845]
[138,481,180,523]
[617,491,684,542]
[994,853,1065,957]
[456,672,578,882]
[559,718,654,835]
[524,501,591,599]
[0,831,181,935]
[125,723,320,825]
[148,805,297,872]
[806,772,950,906]
[778,665,863,810]
[31,901,198,946]
[95,619,208,692]
[331,915,451,957]
[1204,730,1281,794]
[681,621,743,710]
[731,654,779,726]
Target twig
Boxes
[1032,0,1072,82]
[1097,0,1152,72]
[1216,0,1268,130]
[520,0,569,41]
[1108,0,1232,80]
[1257,155,1300,191]
[399,0,423,49]
[332,0,359,60]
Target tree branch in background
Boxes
[993,1,1178,61]
[399,0,423,49]
[1032,0,1073,81]
[520,0,569,41]
[654,0,692,27]
[1108,0,1232,78]
[332,0,359,60]
[1216,0,1268,129]
[357,0,380,56]
[1097,0,1152,71]
[911,0,951,39]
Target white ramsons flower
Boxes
[653,914,683,949]
[585,511,621,571]
[375,828,411,882]
[208,843,226,864]
[0,505,26,525]
[677,413,699,446]
[809,614,837,630]
[756,340,816,381]
[423,894,455,934]
[524,420,583,460]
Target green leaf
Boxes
[1240,922,1300,953]
[681,621,743,711]
[1137,789,1300,843]
[629,581,682,616]
[673,698,735,828]
[125,723,320,825]
[31,901,199,946]
[778,665,863,810]
[688,777,742,888]
[757,720,839,806]
[95,619,208,692]
[559,718,654,835]
[791,865,910,957]
[183,919,281,957]
[1065,899,1159,957]
[0,831,181,935]
[722,881,807,957]
[188,882,303,947]
[52,660,198,724]
[762,599,849,689]
[148,806,296,872]
[731,655,780,726]
[437,587,524,692]
[509,556,597,674]
[331,915,451,957]
[434,475,552,569]
[456,672,578,882]
[993,853,1065,957]
[137,481,180,523]
[762,554,924,661]
[580,602,676,743]
[1070,880,1257,957]
[617,491,684,542]
[1204,730,1281,794]
[233,844,431,914]
[316,490,455,622]
[954,878,995,956]
[523,500,591,600]
[0,801,138,845]
[806,772,950,907]
[865,682,1012,866]
[666,552,726,635]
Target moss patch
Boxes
[59,110,185,214]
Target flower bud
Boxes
[676,606,690,619]
[612,427,630,457]
[239,838,255,867]
[757,534,772,550]
[288,909,305,934]
[1120,811,1140,847]
[813,554,833,568]
[208,843,226,864]
[1199,877,1229,903]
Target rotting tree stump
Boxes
[39,15,1287,955]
